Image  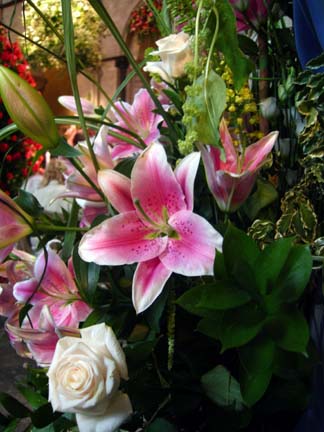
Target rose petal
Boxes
[76,392,132,432]
[160,210,222,276]
[133,258,172,314]
[79,211,168,265]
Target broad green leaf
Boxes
[50,137,81,157]
[275,244,312,303]
[14,189,43,218]
[0,66,59,149]
[16,385,47,410]
[183,70,226,146]
[177,281,251,314]
[239,336,275,406]
[244,179,278,221]
[255,237,293,296]
[266,306,309,353]
[223,224,260,275]
[213,249,227,279]
[214,0,254,89]
[219,304,265,351]
[201,365,245,410]
[197,314,224,340]
[30,403,60,428]
[240,367,272,407]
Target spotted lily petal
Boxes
[79,211,168,265]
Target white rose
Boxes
[144,32,193,81]
[48,323,132,432]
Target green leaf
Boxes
[16,385,47,410]
[223,225,260,295]
[255,237,293,296]
[14,189,43,218]
[124,340,157,370]
[0,66,59,149]
[243,179,278,221]
[177,281,251,314]
[214,249,227,279]
[239,336,275,406]
[214,0,254,89]
[72,247,100,304]
[274,244,312,303]
[184,70,226,146]
[223,224,260,276]
[219,303,265,351]
[50,137,81,157]
[147,418,177,432]
[3,419,20,432]
[197,314,224,339]
[266,306,309,353]
[201,365,245,410]
[0,392,31,418]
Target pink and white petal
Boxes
[131,143,186,225]
[113,101,134,126]
[58,96,95,115]
[161,210,223,276]
[76,392,132,432]
[219,118,238,172]
[133,258,172,314]
[80,203,108,228]
[79,211,168,266]
[243,131,278,172]
[98,170,134,213]
[34,249,78,297]
[93,126,114,169]
[132,89,162,140]
[174,152,200,211]
[13,278,46,304]
[110,143,142,159]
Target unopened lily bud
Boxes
[0,66,60,149]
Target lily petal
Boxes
[133,258,172,314]
[174,152,200,211]
[131,143,186,224]
[79,211,168,265]
[243,131,278,172]
[219,118,238,172]
[58,96,95,115]
[161,210,222,276]
[98,170,134,213]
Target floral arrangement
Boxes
[0,1,323,431]
[0,26,44,196]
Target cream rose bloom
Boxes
[144,32,193,82]
[47,323,132,432]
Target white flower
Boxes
[47,323,132,432]
[144,32,193,82]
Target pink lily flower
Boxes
[63,126,115,203]
[6,305,80,366]
[229,0,270,32]
[108,89,164,159]
[79,143,222,313]
[199,119,278,213]
[0,189,33,262]
[13,247,92,328]
[58,95,95,116]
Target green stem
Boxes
[87,0,177,144]
[36,224,86,233]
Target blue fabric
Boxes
[293,0,324,69]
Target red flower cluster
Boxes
[0,26,44,196]
[129,1,162,36]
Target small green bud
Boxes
[0,66,60,149]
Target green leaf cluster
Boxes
[177,225,313,406]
